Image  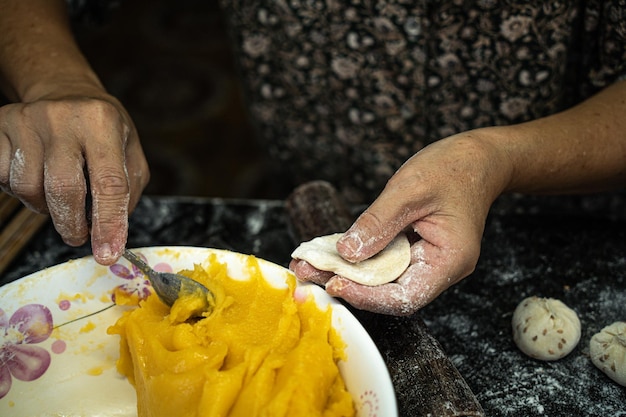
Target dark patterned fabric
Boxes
[65,0,120,24]
[219,1,626,203]
[65,1,626,203]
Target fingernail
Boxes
[325,278,344,295]
[96,243,113,264]
[326,276,353,297]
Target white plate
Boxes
[0,246,397,417]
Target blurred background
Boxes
[73,0,278,199]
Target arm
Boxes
[0,0,149,265]
[497,80,626,194]
[292,80,626,315]
[0,0,101,101]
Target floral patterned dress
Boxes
[66,0,121,23]
[219,0,626,203]
[68,0,626,203]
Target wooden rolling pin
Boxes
[286,180,484,417]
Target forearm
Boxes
[484,80,626,195]
[0,0,103,102]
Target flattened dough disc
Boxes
[291,233,411,286]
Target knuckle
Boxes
[92,171,129,197]
[385,169,421,195]
[84,99,120,122]
[10,180,41,201]
[356,210,386,236]
[91,100,127,128]
[44,173,85,213]
[44,172,85,196]
[42,98,128,141]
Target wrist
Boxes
[20,73,106,103]
[447,127,517,204]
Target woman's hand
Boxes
[0,0,150,265]
[291,132,511,315]
[0,92,149,265]
[293,80,626,315]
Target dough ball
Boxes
[512,296,581,361]
[589,321,626,387]
[291,233,411,286]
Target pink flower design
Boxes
[109,255,153,302]
[0,304,53,399]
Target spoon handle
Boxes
[123,249,157,280]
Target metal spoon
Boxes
[122,249,213,317]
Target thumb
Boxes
[337,189,419,263]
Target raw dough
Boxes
[511,296,581,361]
[589,321,626,387]
[291,233,410,286]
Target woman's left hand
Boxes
[291,132,510,315]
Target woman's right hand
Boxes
[0,92,150,265]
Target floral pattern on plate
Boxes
[109,252,155,303]
[0,253,172,401]
[0,304,53,399]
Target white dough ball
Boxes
[589,321,626,387]
[512,296,581,361]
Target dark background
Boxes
[73,0,279,199]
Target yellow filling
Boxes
[108,254,355,417]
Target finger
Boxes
[325,262,443,316]
[83,125,131,265]
[123,128,150,213]
[327,237,477,315]
[0,131,12,192]
[0,106,48,210]
[0,105,12,188]
[289,259,335,286]
[337,173,431,263]
[9,146,48,212]
[43,152,90,247]
[325,274,436,316]
[325,277,419,316]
